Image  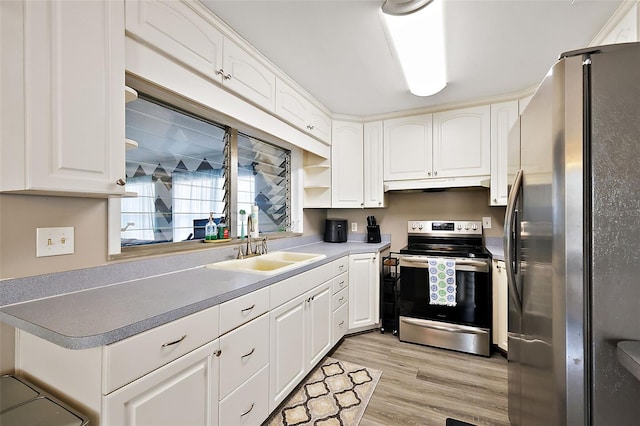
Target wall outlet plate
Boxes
[36,227,75,257]
[482,217,492,229]
[351,222,357,232]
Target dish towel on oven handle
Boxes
[428,258,456,306]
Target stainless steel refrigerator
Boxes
[505,42,640,425]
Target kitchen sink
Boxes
[205,251,326,275]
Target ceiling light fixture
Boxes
[382,0,447,97]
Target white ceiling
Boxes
[200,0,623,117]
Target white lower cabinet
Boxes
[269,280,333,411]
[15,255,363,425]
[219,365,269,426]
[348,253,380,331]
[104,340,220,426]
[492,259,508,352]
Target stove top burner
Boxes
[401,220,489,259]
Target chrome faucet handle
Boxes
[234,246,245,259]
[262,237,268,254]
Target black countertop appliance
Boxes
[324,218,348,243]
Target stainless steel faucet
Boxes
[246,213,255,256]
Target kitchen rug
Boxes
[265,357,382,426]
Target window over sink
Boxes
[120,94,291,249]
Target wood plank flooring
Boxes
[329,332,509,426]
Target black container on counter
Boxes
[324,219,348,243]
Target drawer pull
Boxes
[241,304,256,313]
[240,403,255,417]
[214,349,222,357]
[241,348,255,359]
[339,296,345,303]
[339,280,345,287]
[161,334,186,348]
[339,320,345,327]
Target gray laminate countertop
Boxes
[0,239,389,350]
[485,237,504,261]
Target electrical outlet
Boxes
[36,227,75,257]
[351,222,357,232]
[482,217,492,229]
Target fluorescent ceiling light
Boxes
[382,0,447,97]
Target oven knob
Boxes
[411,223,416,230]
[471,223,478,231]
[464,224,469,230]
[456,224,462,231]
[418,223,423,230]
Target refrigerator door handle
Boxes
[505,169,523,313]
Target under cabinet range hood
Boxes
[383,175,491,192]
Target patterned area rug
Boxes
[266,357,382,426]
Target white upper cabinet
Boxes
[1,0,126,196]
[275,78,331,144]
[126,0,276,111]
[490,101,519,206]
[383,114,433,181]
[330,120,386,209]
[432,105,490,178]
[125,0,224,80]
[221,37,276,111]
[331,121,364,208]
[363,121,387,208]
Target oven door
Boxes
[399,255,492,328]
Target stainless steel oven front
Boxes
[398,254,492,356]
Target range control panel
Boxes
[407,220,483,236]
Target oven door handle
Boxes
[400,257,489,272]
[400,317,487,335]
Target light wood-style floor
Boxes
[330,332,509,426]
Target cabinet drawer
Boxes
[103,305,219,394]
[332,272,349,294]
[219,313,269,399]
[219,365,269,426]
[332,302,348,345]
[332,256,349,277]
[332,288,348,311]
[219,286,269,335]
[270,262,333,308]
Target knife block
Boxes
[367,225,381,243]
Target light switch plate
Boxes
[36,227,75,257]
[351,222,357,232]
[482,217,492,229]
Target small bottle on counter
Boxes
[217,216,227,240]
[205,212,217,241]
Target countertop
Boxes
[485,237,504,261]
[0,239,389,350]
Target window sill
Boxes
[110,232,303,261]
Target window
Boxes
[122,95,290,248]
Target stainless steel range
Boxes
[398,220,492,356]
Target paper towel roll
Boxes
[251,205,259,238]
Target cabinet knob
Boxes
[116,178,126,186]
[434,171,438,176]
[224,73,232,80]
[427,172,431,176]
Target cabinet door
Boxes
[383,114,433,181]
[269,294,306,411]
[104,340,220,426]
[493,260,508,351]
[125,0,224,82]
[275,78,310,131]
[364,121,386,208]
[222,37,276,112]
[331,121,364,208]
[348,253,380,330]
[10,0,126,194]
[307,282,333,369]
[308,103,332,145]
[433,105,490,178]
[490,101,519,206]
